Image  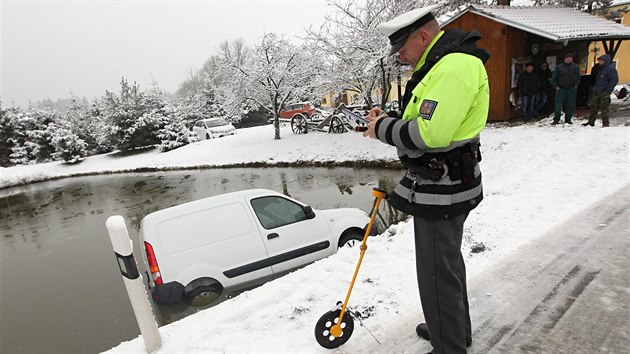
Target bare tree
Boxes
[305,0,427,108]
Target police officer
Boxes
[363,5,489,354]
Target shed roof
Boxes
[443,5,630,42]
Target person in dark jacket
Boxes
[584,54,618,127]
[517,63,541,119]
[535,62,552,116]
[551,52,580,124]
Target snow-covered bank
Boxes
[2,115,629,353]
[0,125,398,190]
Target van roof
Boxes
[140,189,287,236]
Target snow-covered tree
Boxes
[306,0,427,108]
[5,105,57,165]
[29,107,57,162]
[8,145,31,165]
[48,122,87,163]
[235,106,270,128]
[180,43,257,125]
[157,111,190,152]
[219,34,323,140]
[63,96,101,154]
[100,78,163,151]
[175,82,229,128]
[0,104,22,167]
[88,98,116,154]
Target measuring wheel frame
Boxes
[313,187,388,349]
[314,309,355,349]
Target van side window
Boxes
[250,196,307,229]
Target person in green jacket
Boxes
[362,5,490,354]
[551,52,581,124]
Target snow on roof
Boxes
[611,0,630,7]
[444,5,630,42]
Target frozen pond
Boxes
[0,167,405,353]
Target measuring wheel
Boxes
[291,114,308,134]
[314,309,355,349]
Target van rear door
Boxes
[248,195,333,275]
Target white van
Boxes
[140,189,371,304]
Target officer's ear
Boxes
[420,29,435,49]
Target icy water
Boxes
[0,167,404,353]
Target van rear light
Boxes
[144,241,163,286]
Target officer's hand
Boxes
[367,107,382,119]
[362,112,386,139]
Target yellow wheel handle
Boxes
[329,188,387,338]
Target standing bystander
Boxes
[551,52,580,124]
[584,54,618,127]
[535,62,552,116]
[363,5,490,354]
[517,63,541,120]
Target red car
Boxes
[279,102,317,119]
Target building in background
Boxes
[443,5,630,121]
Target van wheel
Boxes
[185,278,223,307]
[338,229,364,248]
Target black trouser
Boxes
[414,213,471,354]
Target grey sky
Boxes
[1,0,331,107]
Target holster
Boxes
[409,163,444,182]
[445,142,481,184]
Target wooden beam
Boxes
[610,40,623,59]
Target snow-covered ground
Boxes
[2,111,629,353]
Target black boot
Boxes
[416,323,472,347]
[582,121,595,126]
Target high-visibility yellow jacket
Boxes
[375,29,490,218]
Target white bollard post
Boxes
[106,215,161,353]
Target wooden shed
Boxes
[442,5,630,121]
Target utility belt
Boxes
[403,142,482,184]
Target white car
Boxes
[192,118,236,140]
[140,189,371,304]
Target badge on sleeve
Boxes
[419,100,438,120]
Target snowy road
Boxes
[344,184,630,354]
[466,184,629,353]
